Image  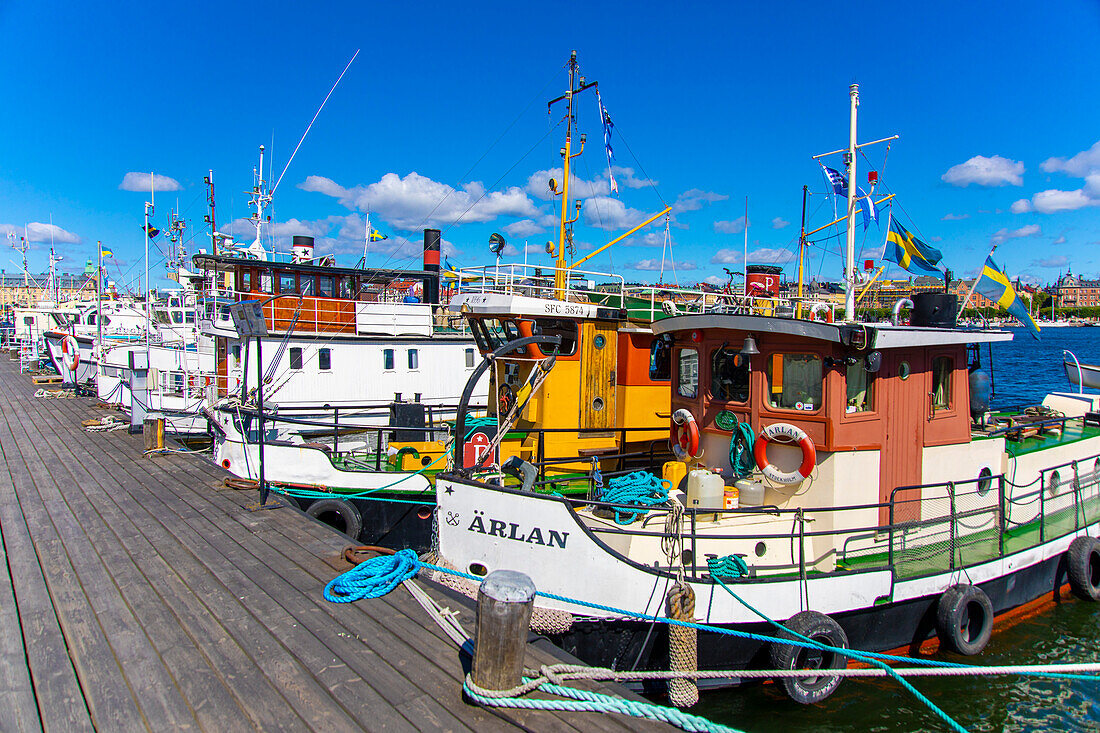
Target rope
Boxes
[728,421,756,479]
[598,471,671,525]
[707,554,748,579]
[323,548,420,602]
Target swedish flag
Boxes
[886,218,943,275]
[974,256,1040,340]
[100,249,114,258]
[369,228,388,242]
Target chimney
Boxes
[423,229,441,305]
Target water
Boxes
[698,327,1100,732]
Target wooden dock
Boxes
[0,356,671,732]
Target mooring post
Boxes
[143,417,164,453]
[472,570,536,691]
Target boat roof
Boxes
[448,291,621,321]
[191,253,433,281]
[652,313,1014,348]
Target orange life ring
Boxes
[671,408,701,461]
[809,304,833,323]
[61,334,80,372]
[753,422,816,484]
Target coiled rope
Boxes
[728,421,756,479]
[598,471,671,525]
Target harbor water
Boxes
[697,326,1100,732]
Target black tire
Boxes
[306,499,363,539]
[935,584,993,655]
[768,610,849,704]
[1067,536,1100,602]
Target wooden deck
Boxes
[0,355,670,732]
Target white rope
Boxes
[400,577,471,649]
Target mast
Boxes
[247,146,272,260]
[742,196,749,296]
[844,83,859,320]
[204,171,217,254]
[96,240,103,359]
[549,51,593,296]
[796,184,808,318]
[144,189,153,348]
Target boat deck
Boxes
[0,355,668,732]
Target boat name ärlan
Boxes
[467,510,570,548]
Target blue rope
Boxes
[729,422,756,479]
[597,471,671,525]
[323,549,420,603]
[707,555,748,579]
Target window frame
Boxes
[764,351,824,413]
[709,345,750,403]
[383,348,395,371]
[676,347,700,399]
[277,271,297,294]
[318,348,331,371]
[407,349,419,370]
[289,347,303,371]
[931,354,954,411]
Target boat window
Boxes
[932,356,953,410]
[766,353,822,411]
[259,271,273,294]
[289,347,303,370]
[171,311,183,324]
[318,348,331,371]
[318,276,334,298]
[465,348,475,368]
[649,337,671,381]
[338,276,353,299]
[231,344,241,360]
[710,345,749,402]
[677,348,699,398]
[408,349,419,369]
[472,318,520,352]
[278,272,297,294]
[184,311,196,323]
[300,276,315,296]
[240,270,253,292]
[846,361,874,413]
[383,348,395,370]
[528,318,577,356]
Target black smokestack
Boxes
[423,228,441,305]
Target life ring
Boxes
[670,408,701,461]
[809,304,833,323]
[306,498,363,540]
[1067,536,1100,601]
[934,584,993,655]
[753,422,815,485]
[61,334,80,372]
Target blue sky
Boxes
[3,0,1100,292]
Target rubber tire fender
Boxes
[935,584,993,655]
[1067,536,1100,602]
[306,498,363,540]
[768,610,848,704]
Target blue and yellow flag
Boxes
[100,248,114,258]
[974,256,1040,340]
[368,228,388,242]
[886,218,943,275]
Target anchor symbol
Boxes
[445,511,460,526]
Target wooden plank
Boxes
[0,505,46,732]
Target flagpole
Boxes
[958,242,999,315]
[742,196,748,296]
[97,240,102,362]
[844,84,859,321]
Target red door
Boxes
[880,352,925,524]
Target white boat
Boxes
[1064,350,1100,390]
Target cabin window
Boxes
[338,276,352,299]
[259,271,273,293]
[184,311,196,324]
[471,318,521,352]
[846,362,874,413]
[240,270,253,292]
[528,318,577,356]
[383,349,395,370]
[318,276,334,298]
[649,338,671,381]
[300,277,315,296]
[932,356,953,410]
[231,345,241,361]
[677,348,699,399]
[318,348,331,371]
[408,349,419,370]
[765,353,822,411]
[710,346,749,402]
[278,272,296,294]
[465,348,475,368]
[289,347,303,370]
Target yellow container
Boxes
[663,460,688,492]
[724,487,739,510]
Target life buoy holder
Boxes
[670,408,701,461]
[809,304,833,323]
[753,422,816,484]
[61,334,80,373]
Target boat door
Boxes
[880,352,925,523]
[579,320,617,432]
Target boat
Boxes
[1064,350,1100,390]
[432,84,1100,705]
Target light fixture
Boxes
[740,335,760,356]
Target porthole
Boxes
[682,549,694,567]
[1093,458,1100,481]
[592,397,605,412]
[899,361,911,381]
[417,506,433,520]
[1047,470,1062,498]
[593,334,607,349]
[469,563,488,577]
[421,455,433,466]
[754,541,767,558]
[977,467,993,496]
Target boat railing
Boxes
[1063,349,1086,394]
[455,264,626,303]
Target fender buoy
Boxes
[61,334,80,373]
[809,304,833,323]
[935,584,993,655]
[1067,536,1100,601]
[769,610,848,704]
[306,498,363,540]
[670,408,701,460]
[753,423,815,484]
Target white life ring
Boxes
[61,334,80,373]
[809,303,833,323]
[670,408,702,461]
[753,422,816,485]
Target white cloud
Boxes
[300,171,539,230]
[1031,255,1068,268]
[671,188,728,214]
[710,248,743,264]
[582,196,649,231]
[714,216,749,234]
[941,155,1024,187]
[1041,141,1100,177]
[629,259,697,271]
[119,172,182,192]
[702,275,724,287]
[612,166,658,190]
[1054,235,1067,245]
[771,217,790,229]
[526,168,609,200]
[748,247,795,264]
[1010,199,1032,214]
[1030,189,1094,213]
[0,222,82,244]
[502,219,545,238]
[941,213,970,221]
[990,224,1041,245]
